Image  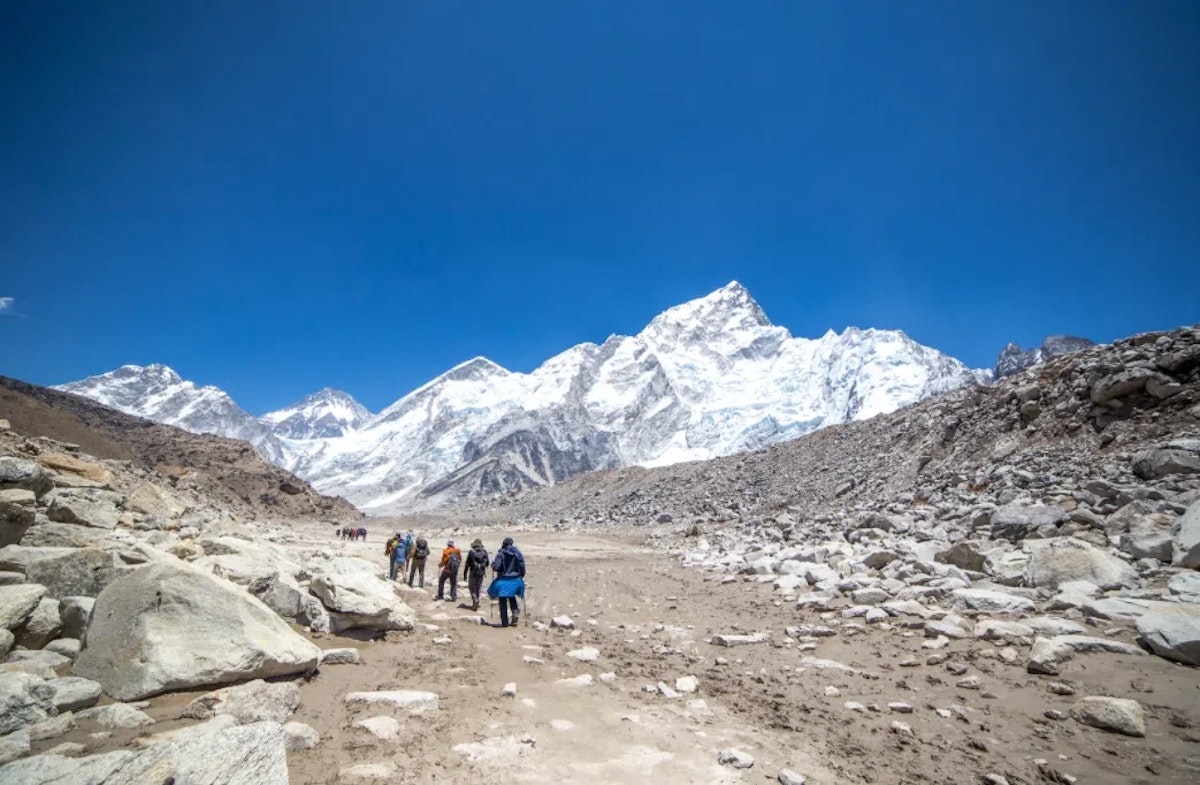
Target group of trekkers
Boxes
[384,532,526,627]
[338,526,367,541]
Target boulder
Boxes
[0,584,46,630]
[0,629,12,659]
[0,671,56,734]
[1136,603,1200,666]
[990,503,1062,543]
[949,588,1034,615]
[58,596,94,639]
[37,454,115,486]
[18,523,116,549]
[46,489,124,529]
[1027,634,1144,675]
[0,546,75,574]
[1024,539,1136,590]
[0,728,29,765]
[0,489,36,547]
[181,679,301,724]
[309,571,415,633]
[45,676,102,712]
[25,548,122,599]
[1090,368,1165,404]
[1119,513,1176,563]
[15,597,62,649]
[935,542,987,573]
[974,620,1035,646]
[0,458,53,499]
[1174,499,1200,569]
[1132,448,1200,481]
[0,719,290,785]
[44,638,80,660]
[77,702,155,728]
[124,482,188,517]
[249,571,305,620]
[73,560,321,700]
[1072,696,1145,737]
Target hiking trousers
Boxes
[408,558,426,588]
[466,571,485,607]
[437,568,459,601]
[499,596,519,627]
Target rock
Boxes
[309,571,415,633]
[16,597,62,649]
[0,671,56,734]
[1027,635,1145,675]
[1024,539,1136,590]
[0,728,30,765]
[566,646,599,662]
[657,681,681,699]
[44,638,80,660]
[550,615,575,629]
[46,676,102,712]
[974,620,1035,646]
[248,571,305,620]
[58,596,94,640]
[181,679,301,724]
[24,548,123,599]
[0,457,53,499]
[717,748,755,769]
[712,632,768,647]
[343,690,439,711]
[1090,368,1163,403]
[37,454,115,486]
[1136,603,1200,666]
[124,482,188,517]
[339,762,397,781]
[78,702,155,728]
[0,629,11,659]
[1132,448,1200,480]
[0,584,46,630]
[353,715,401,739]
[675,675,699,693]
[0,489,36,547]
[283,721,319,750]
[73,560,321,701]
[501,682,517,697]
[949,588,1034,615]
[1072,696,1145,737]
[46,489,124,529]
[935,542,987,572]
[778,769,807,785]
[319,647,360,665]
[1175,499,1200,569]
[556,674,594,688]
[1120,513,1176,563]
[28,711,75,741]
[990,502,1062,543]
[6,649,70,669]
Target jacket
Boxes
[491,545,526,579]
[464,546,490,576]
[439,546,462,571]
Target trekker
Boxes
[388,533,408,581]
[488,537,525,627]
[403,531,416,575]
[408,536,430,588]
[436,540,462,601]
[463,539,490,611]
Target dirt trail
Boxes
[281,525,1197,785]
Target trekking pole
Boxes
[523,583,530,627]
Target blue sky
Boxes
[2,2,1197,414]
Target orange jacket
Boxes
[439,546,462,569]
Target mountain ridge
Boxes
[56,283,991,512]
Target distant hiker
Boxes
[387,533,408,581]
[408,536,430,588]
[464,539,490,611]
[488,537,526,627]
[437,540,462,601]
[403,531,416,574]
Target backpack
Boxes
[414,538,429,559]
[467,549,488,573]
[384,539,395,556]
[448,551,462,572]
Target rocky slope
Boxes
[0,376,358,523]
[994,335,1095,378]
[59,283,990,513]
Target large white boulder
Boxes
[73,560,321,700]
[1023,539,1136,590]
[309,570,415,633]
[1136,602,1200,666]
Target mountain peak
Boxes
[643,282,773,338]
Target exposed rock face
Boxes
[1023,540,1136,590]
[994,335,1094,379]
[74,561,321,700]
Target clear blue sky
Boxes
[2,2,1197,414]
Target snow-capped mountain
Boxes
[54,364,292,465]
[261,388,370,439]
[56,283,991,513]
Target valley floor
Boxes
[264,525,1195,784]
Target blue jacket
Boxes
[392,540,409,562]
[491,545,525,579]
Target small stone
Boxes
[956,676,981,690]
[778,769,807,785]
[320,647,360,665]
[284,721,320,750]
[566,646,599,662]
[891,721,913,736]
[888,702,913,713]
[844,701,867,712]
[1048,682,1075,696]
[824,686,841,697]
[354,716,401,740]
[1072,696,1145,737]
[550,616,575,629]
[502,682,517,697]
[1044,709,1067,721]
[675,675,699,693]
[717,748,755,769]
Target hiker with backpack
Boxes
[463,539,490,611]
[388,532,409,581]
[488,537,526,627]
[403,531,415,575]
[436,540,462,601]
[408,536,430,588]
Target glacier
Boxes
[56,282,991,513]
